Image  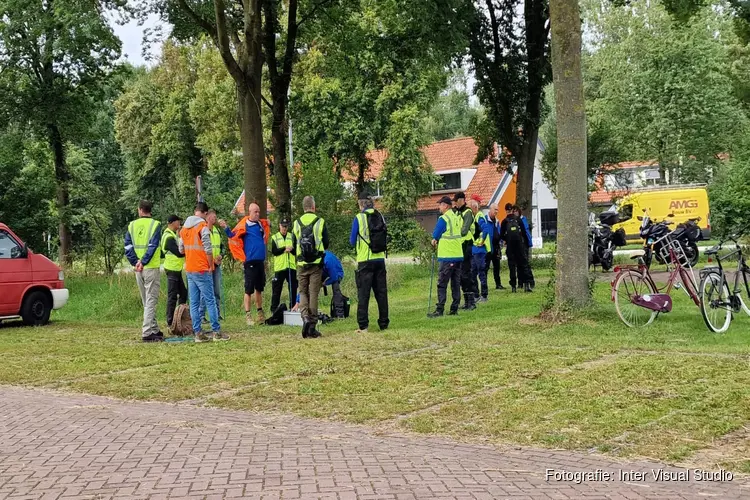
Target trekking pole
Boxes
[427,252,436,317]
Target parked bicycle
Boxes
[698,236,750,333]
[611,230,700,327]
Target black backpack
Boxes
[298,216,321,263]
[265,303,287,326]
[505,216,523,243]
[364,210,387,254]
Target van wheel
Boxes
[21,291,52,326]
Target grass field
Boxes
[1,261,749,472]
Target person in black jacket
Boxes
[162,215,187,331]
[453,192,476,310]
[499,203,532,292]
[270,218,298,313]
[485,203,505,290]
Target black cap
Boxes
[437,195,453,205]
[167,215,182,224]
[358,191,372,201]
[453,192,466,202]
[279,218,290,226]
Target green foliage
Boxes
[423,69,484,142]
[708,159,750,236]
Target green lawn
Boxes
[1,262,749,472]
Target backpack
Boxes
[330,294,350,319]
[505,216,523,243]
[265,303,287,326]
[298,216,321,263]
[365,210,387,254]
[172,303,194,336]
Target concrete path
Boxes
[0,386,746,499]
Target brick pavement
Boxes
[0,386,747,499]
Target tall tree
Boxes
[550,0,589,306]
[0,0,122,264]
[469,0,551,216]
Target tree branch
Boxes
[296,0,332,29]
[282,0,299,81]
[214,0,244,82]
[262,94,273,109]
[175,0,218,39]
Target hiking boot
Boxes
[307,329,322,339]
[496,284,506,290]
[194,332,212,343]
[427,310,444,318]
[301,322,311,338]
[355,328,368,334]
[246,312,255,327]
[256,309,266,325]
[524,283,533,293]
[448,309,458,316]
[212,331,230,341]
[142,332,164,343]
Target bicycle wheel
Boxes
[737,269,750,317]
[613,270,658,327]
[699,272,732,333]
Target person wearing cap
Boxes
[486,203,506,290]
[350,192,389,333]
[452,192,477,311]
[500,202,532,292]
[428,196,464,317]
[270,218,298,314]
[199,209,225,322]
[161,214,186,333]
[469,196,491,303]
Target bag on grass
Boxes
[265,303,287,326]
[172,303,194,336]
[330,294,350,319]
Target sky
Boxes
[112,14,163,67]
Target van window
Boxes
[0,230,21,259]
[618,204,634,222]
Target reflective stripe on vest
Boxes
[210,227,222,258]
[272,232,296,272]
[129,218,161,269]
[180,222,210,273]
[355,210,385,263]
[293,213,325,266]
[437,211,464,259]
[473,213,491,252]
[161,228,185,272]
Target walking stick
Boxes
[427,253,436,317]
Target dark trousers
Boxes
[166,270,187,327]
[460,241,473,297]
[471,253,488,299]
[507,243,532,288]
[436,261,461,313]
[270,268,298,312]
[356,260,389,330]
[486,249,503,287]
[330,280,345,317]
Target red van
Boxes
[0,223,69,326]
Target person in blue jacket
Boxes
[292,250,345,316]
[513,205,536,290]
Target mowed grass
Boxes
[1,261,750,471]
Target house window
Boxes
[541,209,557,240]
[434,172,461,191]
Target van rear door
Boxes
[0,229,32,316]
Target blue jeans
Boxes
[199,265,222,319]
[187,272,220,334]
[471,252,488,299]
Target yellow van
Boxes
[608,185,710,240]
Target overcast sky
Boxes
[112,14,163,67]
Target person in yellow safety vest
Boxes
[452,192,477,311]
[199,209,225,321]
[293,195,329,339]
[270,218,298,314]
[428,196,464,317]
[161,214,187,332]
[349,193,389,333]
[469,196,491,304]
[124,200,163,342]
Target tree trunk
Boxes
[550,0,590,307]
[356,156,369,196]
[271,99,292,220]
[48,124,71,266]
[514,131,539,218]
[237,80,268,218]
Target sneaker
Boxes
[256,310,266,325]
[212,331,230,341]
[427,310,444,318]
[246,312,255,327]
[511,287,517,293]
[142,332,164,343]
[355,328,368,334]
[496,284,506,290]
[194,332,212,343]
[465,303,477,311]
[524,283,533,293]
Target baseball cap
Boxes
[279,218,290,226]
[471,194,482,203]
[358,191,372,201]
[437,195,453,205]
[453,192,466,202]
[167,215,182,224]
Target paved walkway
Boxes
[0,386,746,500]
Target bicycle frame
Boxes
[703,238,750,312]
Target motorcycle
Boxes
[589,211,627,271]
[638,211,701,268]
